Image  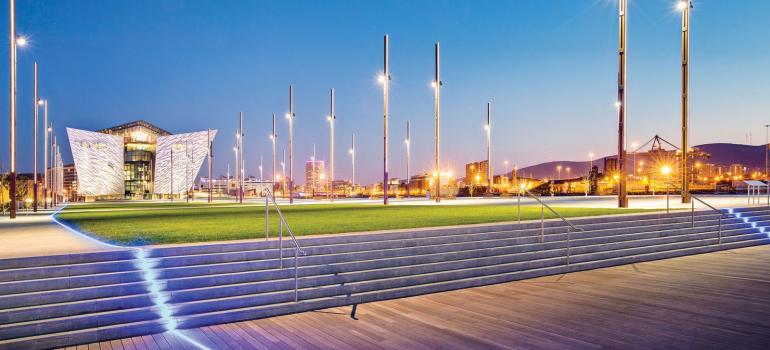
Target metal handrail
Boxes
[524,190,583,265]
[690,193,732,245]
[264,187,305,302]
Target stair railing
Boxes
[690,193,736,246]
[525,190,584,266]
[263,187,306,302]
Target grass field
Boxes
[56,202,656,246]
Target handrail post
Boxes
[517,191,521,224]
[279,220,283,269]
[566,228,571,266]
[691,200,695,228]
[540,204,544,244]
[718,215,722,245]
[294,247,299,302]
[265,193,269,240]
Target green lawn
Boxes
[56,203,657,246]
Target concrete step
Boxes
[175,237,770,330]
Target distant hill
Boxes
[510,143,766,180]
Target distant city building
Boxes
[305,160,326,194]
[465,160,489,186]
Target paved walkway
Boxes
[71,244,770,350]
[0,208,115,259]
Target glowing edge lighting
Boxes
[725,208,768,237]
[51,205,210,350]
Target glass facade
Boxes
[99,121,171,199]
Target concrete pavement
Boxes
[0,207,117,259]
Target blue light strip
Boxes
[51,205,209,349]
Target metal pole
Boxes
[33,62,38,211]
[208,129,212,203]
[289,85,294,204]
[486,102,491,194]
[382,35,390,205]
[405,121,410,198]
[517,191,521,224]
[329,88,335,201]
[239,112,244,204]
[540,204,544,243]
[265,194,269,240]
[680,0,692,204]
[434,42,441,203]
[272,113,276,195]
[9,0,18,218]
[351,133,355,189]
[171,148,174,202]
[617,0,628,208]
[43,100,48,208]
[294,247,299,302]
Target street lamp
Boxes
[679,0,692,204]
[433,42,442,203]
[485,101,492,194]
[350,133,356,192]
[381,35,391,205]
[288,85,295,204]
[405,121,410,198]
[616,0,629,208]
[8,0,26,218]
[271,114,277,196]
[43,100,48,208]
[328,88,335,201]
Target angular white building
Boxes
[66,120,216,199]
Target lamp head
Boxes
[16,36,27,46]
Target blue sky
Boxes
[1,0,769,184]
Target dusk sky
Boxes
[1,0,769,185]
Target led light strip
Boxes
[51,205,209,349]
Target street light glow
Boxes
[676,1,688,11]
[16,36,27,46]
[377,74,387,84]
[661,165,672,176]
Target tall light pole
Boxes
[232,146,237,202]
[381,35,391,205]
[616,0,629,208]
[328,88,335,201]
[8,0,24,218]
[271,113,277,194]
[207,129,212,203]
[350,133,355,190]
[281,148,286,198]
[765,125,770,180]
[43,100,48,208]
[405,121,410,198]
[679,0,692,204]
[433,42,442,203]
[288,85,295,204]
[589,153,595,170]
[238,112,244,204]
[485,101,492,194]
[32,62,39,211]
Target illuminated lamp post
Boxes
[617,0,629,208]
[678,0,692,204]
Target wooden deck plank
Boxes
[67,244,770,350]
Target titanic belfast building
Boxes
[66,120,216,200]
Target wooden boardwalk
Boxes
[68,245,770,350]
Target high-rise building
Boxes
[305,160,326,194]
[464,160,489,185]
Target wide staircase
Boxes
[1,204,769,349]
